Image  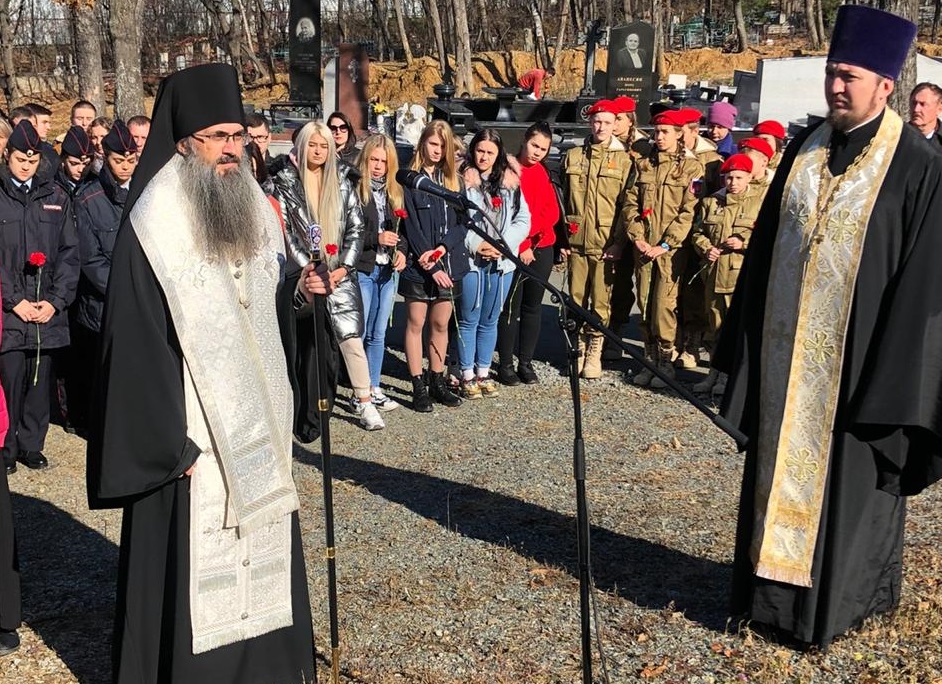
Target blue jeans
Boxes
[358,263,397,388]
[457,265,513,373]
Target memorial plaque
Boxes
[607,22,658,124]
[289,0,322,104]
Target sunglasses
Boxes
[328,124,349,133]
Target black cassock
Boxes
[86,227,315,684]
[714,112,942,648]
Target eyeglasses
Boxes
[328,124,349,133]
[248,133,270,142]
[191,130,249,146]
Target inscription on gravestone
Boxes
[607,22,658,124]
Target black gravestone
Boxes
[607,22,657,125]
[289,0,321,104]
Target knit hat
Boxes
[707,101,737,129]
[828,5,917,81]
[738,137,775,159]
[102,120,138,155]
[753,120,786,140]
[7,120,42,157]
[61,125,94,159]
[721,153,753,175]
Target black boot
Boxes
[497,362,521,386]
[428,371,463,407]
[411,374,433,413]
[517,361,539,385]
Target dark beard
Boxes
[179,150,262,263]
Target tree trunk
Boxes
[733,0,748,52]
[110,0,145,120]
[622,0,633,22]
[253,0,277,85]
[881,0,919,113]
[554,0,570,64]
[570,0,582,37]
[72,1,105,113]
[392,0,414,64]
[652,0,666,79]
[451,0,473,94]
[814,0,826,47]
[933,0,941,42]
[423,0,447,77]
[0,0,21,110]
[529,0,550,70]
[337,0,346,43]
[475,0,494,50]
[805,0,820,49]
[603,0,613,30]
[369,0,393,60]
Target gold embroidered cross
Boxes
[828,207,858,244]
[802,330,836,363]
[785,447,820,485]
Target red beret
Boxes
[678,108,704,126]
[586,99,618,116]
[753,120,786,140]
[611,96,637,114]
[650,110,687,128]
[721,153,754,174]
[739,137,775,159]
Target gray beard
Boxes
[179,151,262,264]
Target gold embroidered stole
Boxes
[754,109,902,587]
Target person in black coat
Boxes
[0,121,79,472]
[70,121,137,432]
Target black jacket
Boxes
[0,167,79,351]
[74,167,128,332]
[400,178,469,284]
[356,193,408,274]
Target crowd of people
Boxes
[0,4,940,674]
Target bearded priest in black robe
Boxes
[714,6,942,649]
[86,64,318,682]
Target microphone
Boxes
[395,169,476,210]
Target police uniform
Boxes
[562,99,636,378]
[0,121,79,471]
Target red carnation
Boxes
[324,243,339,256]
[491,196,503,210]
[28,252,47,268]
[430,248,445,262]
[393,208,408,219]
[568,222,579,236]
[641,208,653,219]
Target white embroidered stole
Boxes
[754,109,901,587]
[131,155,298,652]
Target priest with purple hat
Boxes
[713,5,942,648]
[86,64,321,683]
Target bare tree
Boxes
[252,0,276,85]
[529,0,550,69]
[391,0,413,65]
[733,0,748,52]
[337,0,346,42]
[0,0,20,110]
[805,0,821,49]
[451,0,473,94]
[421,0,447,76]
[814,0,825,48]
[110,0,145,119]
[934,0,941,41]
[622,0,633,22]
[880,0,918,113]
[553,0,570,64]
[71,0,105,113]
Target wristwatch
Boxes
[659,242,671,251]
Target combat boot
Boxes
[676,332,702,369]
[581,335,604,379]
[650,346,677,389]
[632,343,658,387]
[693,368,719,394]
[712,372,728,400]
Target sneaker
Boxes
[371,389,400,412]
[460,378,483,400]
[355,400,386,430]
[478,377,500,398]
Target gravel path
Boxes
[2,286,940,683]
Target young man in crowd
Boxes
[126,115,151,156]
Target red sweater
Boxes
[518,161,560,251]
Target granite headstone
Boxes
[607,22,658,124]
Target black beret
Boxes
[7,120,42,157]
[61,125,94,159]
[102,119,138,155]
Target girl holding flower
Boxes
[456,129,530,399]
[271,121,383,431]
[354,134,407,411]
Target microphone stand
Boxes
[454,205,747,684]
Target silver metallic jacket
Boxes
[270,158,366,340]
